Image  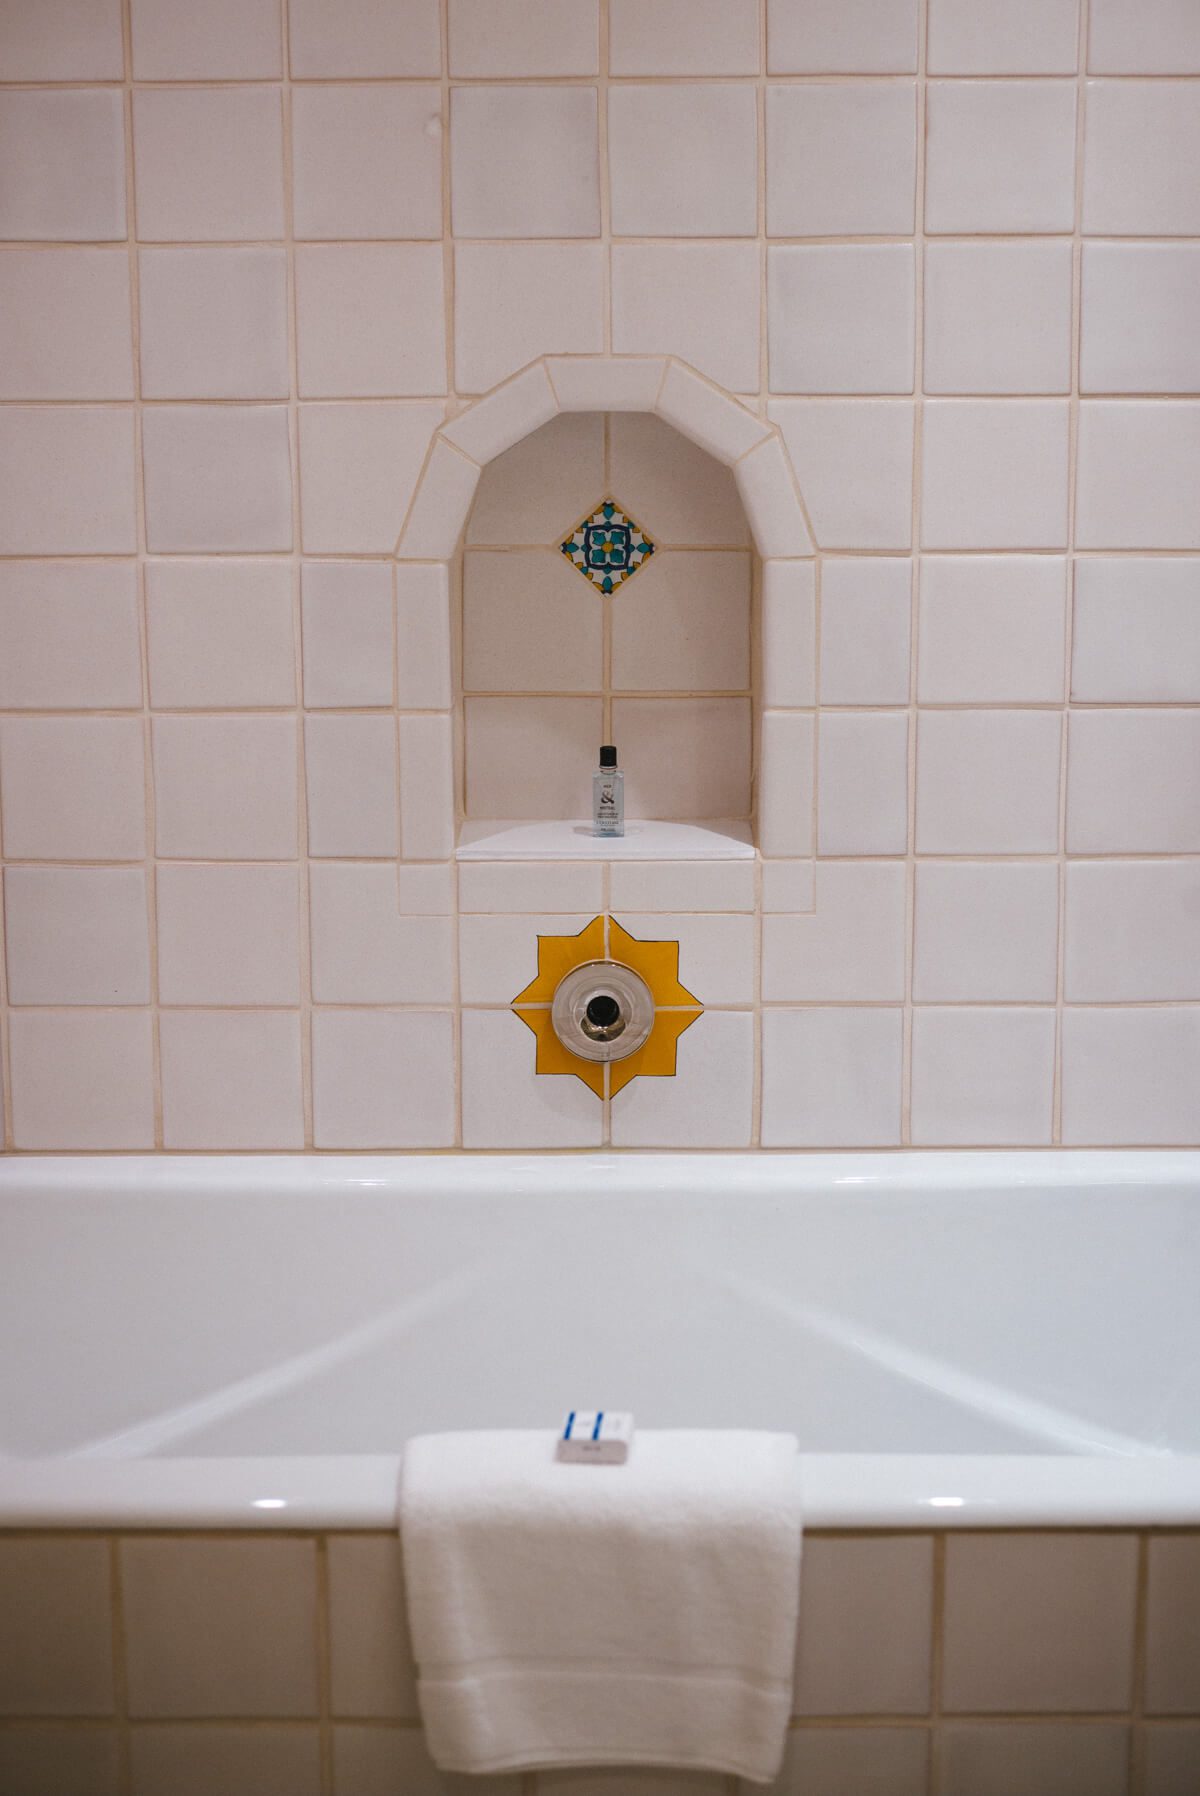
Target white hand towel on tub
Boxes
[399,1429,801,1785]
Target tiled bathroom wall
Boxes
[1,0,1199,1152]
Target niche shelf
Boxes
[456,819,755,862]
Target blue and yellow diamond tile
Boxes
[560,497,655,596]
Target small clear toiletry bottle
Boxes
[593,745,624,838]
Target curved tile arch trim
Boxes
[390,353,819,869]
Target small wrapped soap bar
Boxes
[556,1410,634,1464]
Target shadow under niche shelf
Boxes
[456,820,755,861]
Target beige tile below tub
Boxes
[122,1538,319,1718]
[130,1724,321,1796]
[942,1532,1138,1713]
[333,1725,520,1795]
[1146,1536,1200,1714]
[1143,1725,1200,1796]
[0,1539,114,1716]
[763,1725,929,1795]
[328,1536,419,1718]
[794,1536,933,1716]
[0,1725,121,1796]
[940,1723,1130,1796]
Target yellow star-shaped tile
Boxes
[511,915,702,1098]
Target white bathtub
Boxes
[2,1149,1199,1530]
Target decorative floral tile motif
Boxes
[512,915,701,1098]
[560,498,655,595]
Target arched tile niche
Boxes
[393,355,818,886]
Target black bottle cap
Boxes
[599,745,617,768]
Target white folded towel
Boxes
[399,1429,801,1785]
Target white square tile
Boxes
[819,558,911,704]
[611,552,751,692]
[1062,1007,1200,1145]
[459,862,604,913]
[770,399,914,550]
[131,0,280,77]
[769,1729,929,1796]
[768,0,918,71]
[759,710,815,858]
[1072,558,1200,702]
[122,1539,317,1718]
[160,1010,304,1150]
[312,1010,455,1149]
[289,0,439,76]
[914,861,1059,1001]
[129,1726,320,1796]
[0,1727,120,1796]
[0,90,125,240]
[0,0,123,78]
[291,85,442,240]
[454,242,604,394]
[304,715,397,858]
[925,241,1073,395]
[609,85,757,236]
[0,407,135,555]
[133,88,283,241]
[766,82,917,235]
[610,0,757,74]
[611,243,761,394]
[760,859,816,912]
[301,562,394,708]
[298,401,442,555]
[1083,80,1200,233]
[0,250,132,400]
[911,1007,1056,1145]
[817,712,909,856]
[611,913,756,1005]
[0,717,145,860]
[398,712,455,860]
[794,1535,934,1714]
[762,862,907,1000]
[295,244,445,399]
[917,555,1067,703]
[334,1725,520,1796]
[397,863,454,914]
[5,867,150,1006]
[768,244,914,396]
[463,550,603,694]
[310,864,454,1003]
[10,1012,154,1149]
[929,0,1079,72]
[608,412,750,546]
[1144,1726,1200,1796]
[465,696,603,820]
[1146,1536,1200,1713]
[762,560,816,708]
[467,412,603,546]
[1076,402,1200,550]
[0,561,141,709]
[156,863,300,1006]
[916,710,1062,854]
[153,715,298,859]
[940,1724,1130,1796]
[138,248,288,401]
[461,1008,603,1148]
[1066,710,1200,852]
[327,1536,419,1719]
[450,0,597,74]
[1081,245,1200,394]
[607,860,756,913]
[761,1007,904,1146]
[926,80,1077,233]
[452,86,598,238]
[1065,861,1200,1002]
[611,1011,754,1148]
[146,559,295,708]
[458,912,594,1007]
[1090,0,1200,72]
[397,563,452,711]
[612,697,752,819]
[0,1539,114,1715]
[921,400,1069,550]
[942,1533,1138,1711]
[143,406,292,553]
